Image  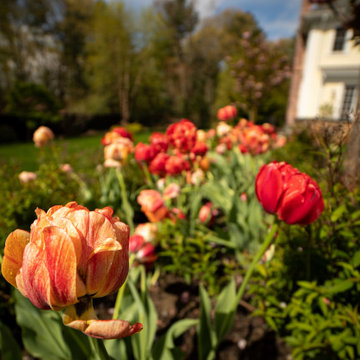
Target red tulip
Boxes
[166,119,197,153]
[191,142,208,157]
[150,132,168,154]
[255,161,324,225]
[1,202,142,339]
[149,153,170,177]
[165,155,190,176]
[134,142,156,163]
[217,105,237,121]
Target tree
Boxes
[85,1,151,123]
[222,31,292,123]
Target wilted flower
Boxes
[1,202,142,339]
[19,171,37,184]
[33,126,54,147]
[255,161,324,225]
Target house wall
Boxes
[296,26,360,121]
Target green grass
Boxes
[0,131,152,171]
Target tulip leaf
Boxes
[198,285,216,360]
[214,278,236,342]
[152,319,198,360]
[0,320,22,360]
[14,290,72,360]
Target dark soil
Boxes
[147,273,291,360]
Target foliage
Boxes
[249,128,360,359]
[5,82,61,132]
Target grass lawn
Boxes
[0,131,152,171]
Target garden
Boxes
[1,0,360,359]
[1,110,359,360]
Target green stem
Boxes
[115,168,134,232]
[113,255,135,320]
[234,223,278,306]
[89,336,111,360]
[142,163,154,188]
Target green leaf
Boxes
[352,251,360,268]
[198,286,216,360]
[331,204,347,222]
[214,278,236,342]
[14,290,72,360]
[326,280,353,294]
[152,319,198,359]
[0,320,22,360]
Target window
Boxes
[340,85,355,120]
[333,27,347,51]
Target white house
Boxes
[286,0,360,125]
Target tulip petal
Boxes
[88,211,118,253]
[63,301,142,339]
[1,230,30,288]
[42,226,78,308]
[255,163,284,213]
[86,249,128,297]
[84,320,143,339]
[22,242,52,309]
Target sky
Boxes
[122,0,303,40]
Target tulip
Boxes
[216,122,232,137]
[101,127,133,146]
[166,119,197,153]
[198,202,218,225]
[129,235,157,268]
[163,183,181,200]
[1,202,142,339]
[137,190,169,222]
[149,153,170,177]
[104,138,133,166]
[150,132,168,154]
[255,161,324,225]
[191,142,208,157]
[217,105,237,122]
[165,155,190,176]
[33,126,54,147]
[19,171,37,184]
[134,223,157,242]
[134,142,156,163]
